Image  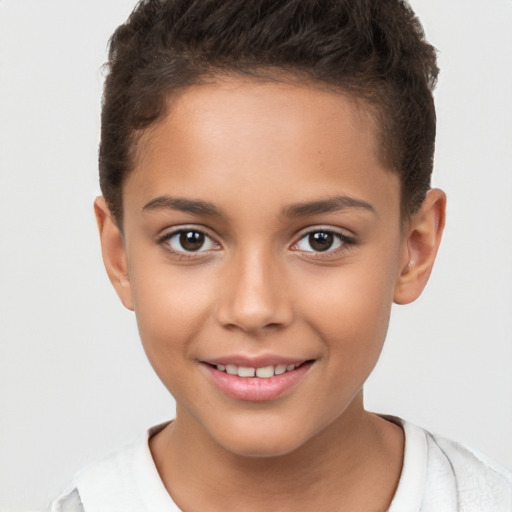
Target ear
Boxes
[394,189,446,305]
[94,197,134,311]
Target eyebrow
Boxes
[142,194,376,218]
[142,196,222,216]
[282,195,376,217]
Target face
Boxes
[103,78,416,457]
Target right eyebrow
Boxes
[282,195,376,218]
[142,195,223,216]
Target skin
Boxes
[95,77,445,511]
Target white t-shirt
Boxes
[49,418,512,512]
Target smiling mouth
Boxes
[203,360,314,401]
[211,362,308,378]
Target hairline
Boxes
[114,69,406,227]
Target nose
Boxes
[215,247,294,334]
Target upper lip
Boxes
[202,355,311,368]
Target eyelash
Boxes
[157,227,220,260]
[156,226,355,260]
[291,228,356,259]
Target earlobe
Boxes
[394,189,446,305]
[94,197,134,311]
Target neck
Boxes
[150,394,404,512]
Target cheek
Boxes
[130,262,216,367]
[298,259,398,358]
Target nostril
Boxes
[222,320,286,334]
[264,322,287,331]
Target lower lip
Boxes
[203,362,313,402]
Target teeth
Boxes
[237,366,256,377]
[215,363,301,378]
[274,364,287,375]
[255,366,274,378]
[226,365,237,375]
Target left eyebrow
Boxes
[142,195,223,216]
[282,195,376,218]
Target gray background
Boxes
[1,0,511,510]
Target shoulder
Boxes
[48,440,143,512]
[49,488,84,512]
[48,422,177,512]
[387,416,512,512]
[425,429,512,510]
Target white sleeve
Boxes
[49,488,85,512]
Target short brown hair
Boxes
[100,0,438,224]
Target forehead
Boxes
[125,77,400,221]
[136,77,380,169]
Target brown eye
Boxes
[295,230,346,253]
[165,229,217,253]
[308,232,334,252]
[179,231,205,251]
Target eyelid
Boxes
[290,226,356,255]
[293,226,355,243]
[157,225,222,254]
[156,224,355,260]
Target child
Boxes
[50,0,512,510]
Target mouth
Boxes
[209,361,309,378]
[201,359,315,401]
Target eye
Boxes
[294,230,349,253]
[163,229,218,253]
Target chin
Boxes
[218,432,304,458]
[207,415,316,459]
